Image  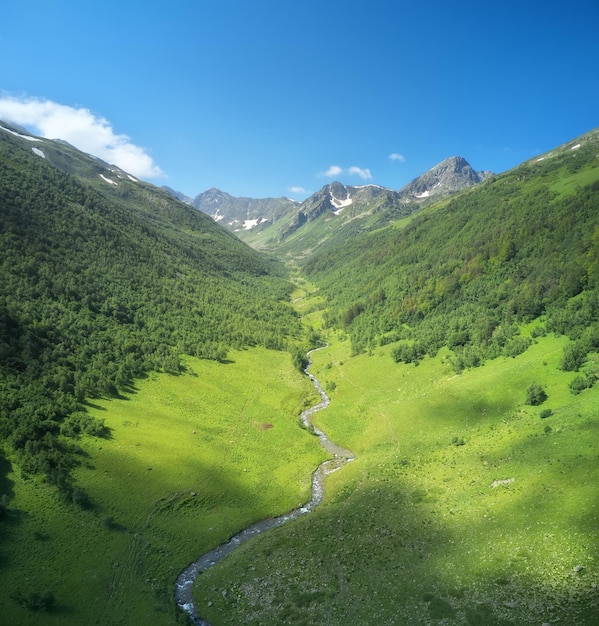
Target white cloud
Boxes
[324,165,343,178]
[389,152,406,162]
[289,186,306,194]
[348,166,372,180]
[322,164,372,180]
[0,95,164,178]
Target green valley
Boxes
[1,122,598,625]
[1,348,324,624]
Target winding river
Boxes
[173,348,354,625]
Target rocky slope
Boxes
[400,156,492,200]
[192,188,297,231]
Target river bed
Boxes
[173,348,354,625]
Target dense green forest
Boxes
[304,132,599,381]
[0,128,302,502]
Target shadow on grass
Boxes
[83,400,107,411]
[9,590,78,618]
[0,506,32,573]
[200,464,599,626]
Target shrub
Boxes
[539,408,553,419]
[392,341,426,365]
[449,345,482,373]
[503,336,532,358]
[71,487,91,509]
[569,373,595,395]
[61,412,108,438]
[526,382,547,406]
[11,589,55,611]
[289,345,309,372]
[560,341,588,371]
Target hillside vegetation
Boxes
[0,127,302,503]
[1,122,599,625]
[193,129,599,624]
[0,348,324,624]
[304,130,599,377]
[197,334,599,625]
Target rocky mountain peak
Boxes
[402,156,492,200]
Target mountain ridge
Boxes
[401,155,492,199]
[189,155,492,242]
[191,188,298,232]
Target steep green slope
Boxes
[304,128,599,371]
[0,127,301,501]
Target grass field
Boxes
[1,325,597,625]
[0,347,325,625]
[194,332,599,625]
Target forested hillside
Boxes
[305,129,599,379]
[0,128,301,501]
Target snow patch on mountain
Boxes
[330,190,353,214]
[353,184,386,190]
[0,125,42,142]
[100,174,118,186]
[32,147,45,159]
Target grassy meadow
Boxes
[194,330,599,625]
[1,302,597,626]
[0,347,325,625]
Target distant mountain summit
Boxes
[295,182,405,222]
[402,156,493,200]
[276,156,491,241]
[192,188,297,231]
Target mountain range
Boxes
[2,116,491,250]
[187,155,492,243]
[191,188,298,232]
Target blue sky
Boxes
[1,1,598,199]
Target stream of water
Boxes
[173,348,354,625]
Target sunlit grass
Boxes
[0,347,325,624]
[196,333,599,625]
[2,328,597,625]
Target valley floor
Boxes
[1,318,598,626]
